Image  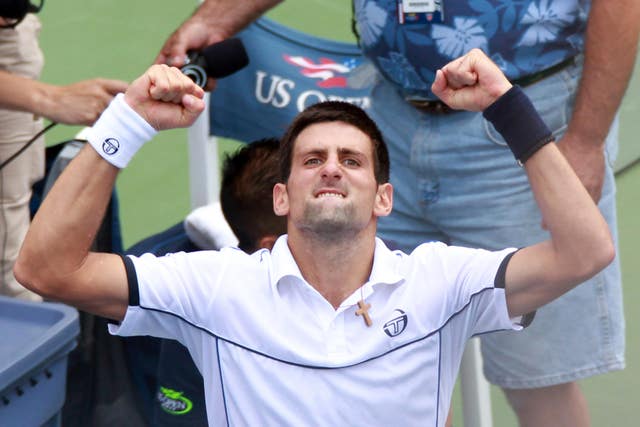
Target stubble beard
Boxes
[298,200,361,244]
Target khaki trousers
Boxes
[0,15,45,301]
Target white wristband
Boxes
[86,93,157,168]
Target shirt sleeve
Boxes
[108,249,231,343]
[424,244,528,336]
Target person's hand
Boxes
[154,16,221,91]
[431,48,512,112]
[40,78,128,125]
[154,17,220,68]
[124,64,205,130]
[557,131,606,202]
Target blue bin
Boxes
[0,296,79,427]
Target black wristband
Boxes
[483,85,554,166]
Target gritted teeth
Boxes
[316,190,345,198]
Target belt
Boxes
[407,56,576,114]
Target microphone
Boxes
[180,38,249,87]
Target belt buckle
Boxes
[407,98,452,114]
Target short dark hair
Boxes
[279,101,390,184]
[220,138,286,253]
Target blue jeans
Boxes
[369,57,625,388]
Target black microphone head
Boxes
[201,38,249,79]
[181,38,249,87]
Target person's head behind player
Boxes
[220,138,286,253]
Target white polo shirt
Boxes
[111,236,523,426]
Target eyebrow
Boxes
[300,147,366,157]
[337,147,365,157]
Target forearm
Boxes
[0,70,52,117]
[525,145,613,272]
[505,144,615,315]
[482,87,612,260]
[22,146,117,269]
[567,0,640,145]
[0,71,127,125]
[188,0,282,41]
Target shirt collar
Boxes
[270,235,304,290]
[270,235,405,291]
[369,237,405,287]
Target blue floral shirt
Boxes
[354,0,590,99]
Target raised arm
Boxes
[14,65,205,320]
[0,70,128,126]
[432,49,615,317]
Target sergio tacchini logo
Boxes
[383,309,408,337]
[102,137,120,155]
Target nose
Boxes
[320,157,342,180]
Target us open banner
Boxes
[209,18,373,143]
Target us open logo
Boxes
[102,138,120,155]
[383,309,408,337]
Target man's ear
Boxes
[373,183,393,217]
[273,183,289,216]
[257,235,280,251]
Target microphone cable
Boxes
[0,121,56,171]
